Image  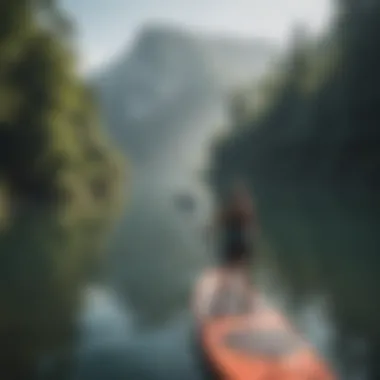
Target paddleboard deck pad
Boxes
[192,268,336,380]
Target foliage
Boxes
[0,1,126,378]
[209,3,380,377]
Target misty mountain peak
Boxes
[134,23,196,48]
[94,24,278,164]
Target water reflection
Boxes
[0,174,349,379]
[71,281,338,380]
[72,288,203,380]
[77,287,135,352]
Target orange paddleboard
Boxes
[192,268,336,380]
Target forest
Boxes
[0,1,125,378]
[209,0,380,377]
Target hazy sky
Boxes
[60,0,334,72]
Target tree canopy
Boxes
[0,1,126,378]
[209,2,380,377]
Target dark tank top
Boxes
[220,207,252,253]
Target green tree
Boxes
[0,1,126,378]
[209,4,380,377]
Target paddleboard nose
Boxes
[192,268,336,380]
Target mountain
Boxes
[199,34,278,90]
[92,24,278,174]
[89,25,277,325]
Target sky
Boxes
[60,0,334,73]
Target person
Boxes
[206,181,259,312]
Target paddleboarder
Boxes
[193,184,335,380]
[206,181,259,312]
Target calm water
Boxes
[66,173,344,380]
